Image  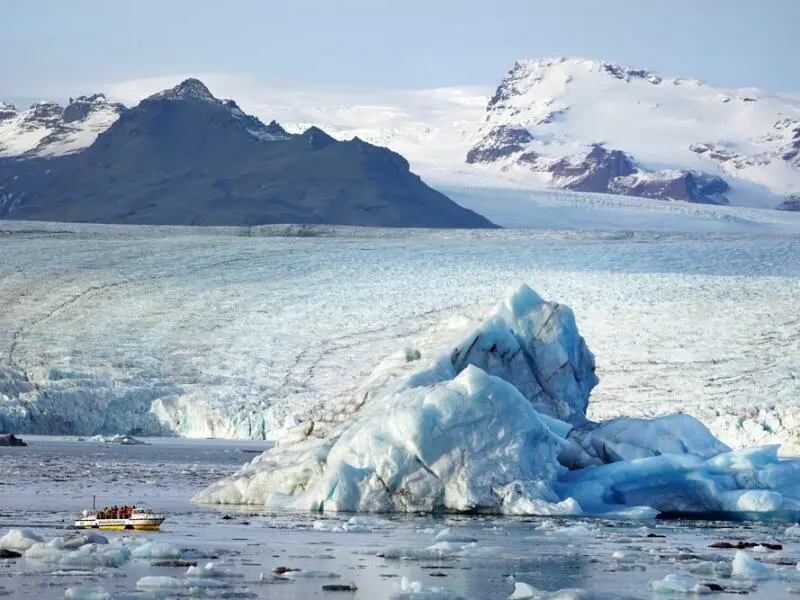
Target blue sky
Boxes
[2,0,797,99]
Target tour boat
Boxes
[74,499,165,531]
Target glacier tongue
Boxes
[196,283,800,518]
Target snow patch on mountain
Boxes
[0,95,123,158]
[0,94,123,158]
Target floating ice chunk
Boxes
[392,576,462,599]
[195,284,800,521]
[25,539,131,567]
[572,414,730,463]
[558,445,800,517]
[186,562,245,578]
[199,365,570,514]
[732,550,775,580]
[60,532,108,549]
[540,524,594,537]
[509,582,537,599]
[0,528,43,551]
[786,525,800,538]
[284,569,341,578]
[136,575,233,590]
[649,574,712,594]
[312,515,394,532]
[64,586,111,600]
[130,540,181,559]
[196,286,593,514]
[433,528,478,543]
[90,434,146,445]
[508,582,622,599]
[597,506,659,520]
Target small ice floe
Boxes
[283,569,341,579]
[312,515,393,533]
[509,582,537,599]
[532,522,595,537]
[377,540,499,561]
[186,562,245,578]
[61,532,108,549]
[509,581,623,599]
[731,550,800,581]
[25,537,131,568]
[129,540,181,559]
[0,528,44,552]
[90,434,146,445]
[433,528,478,543]
[64,586,111,600]
[786,525,800,538]
[391,576,462,599]
[648,574,713,595]
[136,575,233,591]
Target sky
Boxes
[1,0,798,102]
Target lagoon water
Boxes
[2,437,799,599]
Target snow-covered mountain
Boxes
[0,94,124,158]
[3,59,799,211]
[466,58,800,207]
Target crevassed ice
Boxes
[195,284,800,518]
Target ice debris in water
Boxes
[433,528,478,543]
[730,550,800,581]
[129,540,181,559]
[8,531,181,569]
[186,562,245,578]
[312,515,393,532]
[89,434,146,445]
[64,586,111,600]
[0,528,43,551]
[25,535,131,568]
[649,574,712,595]
[194,284,800,520]
[136,576,234,591]
[392,576,462,599]
[283,569,341,579]
[786,524,800,538]
[509,582,623,599]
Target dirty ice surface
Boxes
[4,437,800,600]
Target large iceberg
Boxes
[195,284,800,518]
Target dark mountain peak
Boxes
[265,120,288,136]
[301,126,336,149]
[0,102,17,121]
[62,94,124,124]
[23,102,63,128]
[146,78,218,104]
[776,196,800,211]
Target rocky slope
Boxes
[466,58,800,206]
[0,80,494,228]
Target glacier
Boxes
[196,284,800,518]
[2,225,800,455]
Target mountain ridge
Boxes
[3,59,800,210]
[0,79,495,228]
